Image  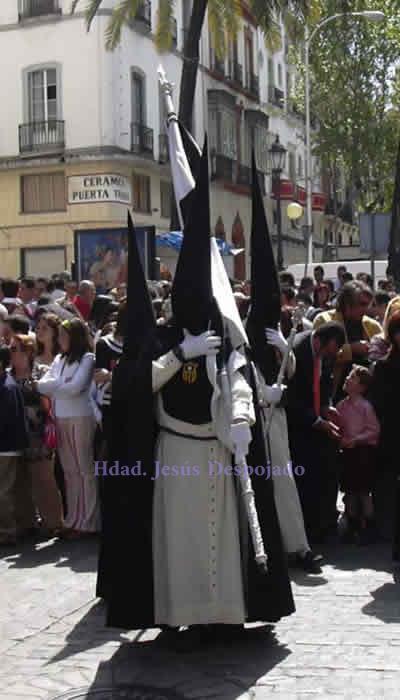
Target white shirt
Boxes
[37,352,95,418]
[0,303,8,320]
[50,289,66,302]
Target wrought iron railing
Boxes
[211,153,265,193]
[135,0,151,26]
[268,86,285,108]
[237,164,251,186]
[171,17,178,48]
[131,123,154,156]
[19,0,60,20]
[245,72,260,100]
[228,60,243,86]
[212,56,225,76]
[19,120,65,153]
[211,153,234,183]
[250,74,260,100]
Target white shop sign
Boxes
[68,174,132,205]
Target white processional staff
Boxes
[219,356,268,572]
[263,306,305,435]
[157,64,175,122]
[158,64,195,231]
[159,63,267,570]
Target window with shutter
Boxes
[21,172,66,213]
[132,174,151,213]
[160,181,171,219]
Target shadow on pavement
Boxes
[317,540,394,574]
[0,536,98,574]
[289,569,329,587]
[48,601,135,663]
[82,625,291,699]
[361,580,400,623]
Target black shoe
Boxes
[159,625,180,632]
[340,516,360,544]
[295,550,323,574]
[207,624,245,643]
[171,626,210,653]
[359,520,378,546]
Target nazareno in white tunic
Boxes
[151,348,255,627]
[257,354,310,555]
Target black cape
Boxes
[240,356,295,622]
[96,324,179,629]
[97,324,294,629]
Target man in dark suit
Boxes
[287,322,346,543]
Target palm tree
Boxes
[71,0,308,131]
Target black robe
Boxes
[97,326,294,629]
[242,359,295,622]
[96,326,178,628]
[370,353,400,555]
[286,332,338,541]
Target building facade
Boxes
[0,0,331,280]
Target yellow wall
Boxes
[0,160,170,278]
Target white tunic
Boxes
[151,349,254,627]
[257,356,309,555]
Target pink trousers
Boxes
[56,416,100,532]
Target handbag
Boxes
[43,410,57,450]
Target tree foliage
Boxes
[289,0,400,213]
[71,0,308,54]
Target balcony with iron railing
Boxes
[134,0,151,27]
[19,0,61,20]
[19,120,65,153]
[131,122,154,157]
[171,17,178,48]
[211,153,235,183]
[158,134,169,164]
[237,163,266,194]
[211,152,265,194]
[228,60,243,87]
[268,86,285,108]
[211,55,225,77]
[245,72,260,100]
[237,163,251,187]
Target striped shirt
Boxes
[95,334,123,407]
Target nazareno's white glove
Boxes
[180,329,221,360]
[265,326,288,354]
[230,422,252,464]
[263,383,285,406]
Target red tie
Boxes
[313,355,321,417]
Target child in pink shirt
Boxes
[336,365,380,544]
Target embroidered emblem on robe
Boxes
[182,362,199,384]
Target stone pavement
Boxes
[1,536,400,700]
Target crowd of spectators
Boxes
[0,264,399,557]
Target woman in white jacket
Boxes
[37,318,99,538]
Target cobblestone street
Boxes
[1,537,400,699]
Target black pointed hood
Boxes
[246,153,281,384]
[171,136,214,335]
[124,211,157,357]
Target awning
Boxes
[156,231,242,256]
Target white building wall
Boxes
[0,0,329,274]
[0,14,103,156]
[0,0,18,24]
